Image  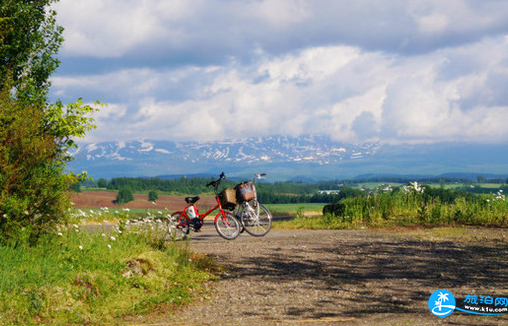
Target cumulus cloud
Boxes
[54,0,508,62]
[50,0,508,145]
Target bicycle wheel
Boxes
[168,212,190,240]
[214,212,240,240]
[240,201,272,237]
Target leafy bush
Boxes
[148,190,158,202]
[0,88,70,244]
[97,178,107,188]
[0,2,101,244]
[322,184,508,227]
[116,188,134,205]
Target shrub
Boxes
[116,188,134,205]
[97,178,107,188]
[0,89,70,244]
[148,190,158,202]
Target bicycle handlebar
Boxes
[206,172,226,191]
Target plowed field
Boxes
[71,191,218,211]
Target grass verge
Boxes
[265,203,325,217]
[0,224,214,325]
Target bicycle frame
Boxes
[174,196,232,226]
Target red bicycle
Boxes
[168,172,241,240]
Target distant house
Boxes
[318,190,341,195]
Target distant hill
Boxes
[68,136,508,181]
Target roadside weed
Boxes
[0,221,212,325]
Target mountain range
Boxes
[68,135,508,181]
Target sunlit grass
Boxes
[274,188,508,230]
[265,203,325,217]
[0,221,213,325]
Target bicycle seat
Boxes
[185,196,200,204]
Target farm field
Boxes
[71,191,322,218]
[71,190,218,211]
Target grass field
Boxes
[0,223,214,325]
[265,203,325,217]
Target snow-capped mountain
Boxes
[69,135,380,179]
[68,136,508,180]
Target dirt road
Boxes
[131,225,508,326]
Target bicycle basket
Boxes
[235,182,256,203]
[218,188,237,210]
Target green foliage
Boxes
[0,78,100,243]
[107,176,236,195]
[0,82,69,244]
[148,190,158,202]
[103,177,359,204]
[97,178,107,188]
[116,188,134,205]
[0,225,213,325]
[321,185,508,228]
[0,1,103,244]
[0,0,64,101]
[44,98,101,163]
[70,182,81,192]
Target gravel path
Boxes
[129,224,508,326]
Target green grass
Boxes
[0,225,214,325]
[274,190,508,230]
[264,203,326,217]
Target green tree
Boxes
[0,0,63,101]
[70,183,81,192]
[148,190,158,202]
[97,178,107,188]
[116,188,134,205]
[0,1,103,244]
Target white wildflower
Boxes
[57,232,63,236]
[78,245,83,250]
[110,236,116,241]
[107,244,111,249]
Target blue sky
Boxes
[50,0,508,145]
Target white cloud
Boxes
[417,13,451,34]
[50,1,508,145]
[54,0,194,57]
[55,0,508,61]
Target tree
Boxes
[148,190,158,202]
[70,183,81,192]
[116,188,134,205]
[97,178,107,188]
[0,1,102,244]
[0,0,63,101]
[477,175,486,184]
